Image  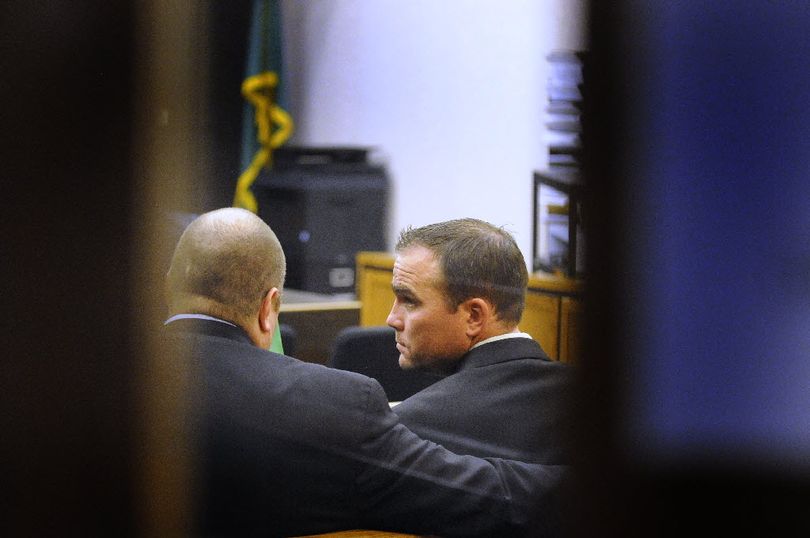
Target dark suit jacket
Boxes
[160,319,564,537]
[393,337,573,464]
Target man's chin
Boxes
[398,354,415,370]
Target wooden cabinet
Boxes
[521,272,584,363]
[355,251,398,326]
[559,296,583,363]
[521,292,562,360]
[356,252,584,362]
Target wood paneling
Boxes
[559,296,584,363]
[521,292,562,360]
[356,252,396,326]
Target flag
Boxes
[234,0,293,213]
[235,0,293,353]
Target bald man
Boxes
[160,208,566,537]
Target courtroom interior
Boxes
[5,1,810,536]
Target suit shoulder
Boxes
[282,357,391,410]
[288,357,379,388]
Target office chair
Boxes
[327,326,439,402]
[279,323,297,357]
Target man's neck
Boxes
[471,327,530,350]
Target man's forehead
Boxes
[393,247,442,289]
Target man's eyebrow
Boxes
[392,284,415,297]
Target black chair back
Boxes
[328,326,439,402]
[278,323,297,357]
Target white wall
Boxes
[282,0,586,262]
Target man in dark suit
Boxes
[161,208,565,537]
[388,218,572,464]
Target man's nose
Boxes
[386,303,401,329]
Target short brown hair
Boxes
[395,218,528,324]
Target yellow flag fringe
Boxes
[233,71,293,212]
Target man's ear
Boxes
[463,297,490,338]
[259,287,281,335]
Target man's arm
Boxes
[352,380,567,537]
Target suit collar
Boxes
[163,316,254,346]
[458,337,549,370]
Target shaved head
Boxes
[166,208,286,326]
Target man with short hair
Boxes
[388,218,572,464]
[161,208,565,537]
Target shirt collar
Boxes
[163,313,237,327]
[470,331,532,350]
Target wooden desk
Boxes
[280,289,361,364]
[356,252,584,362]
